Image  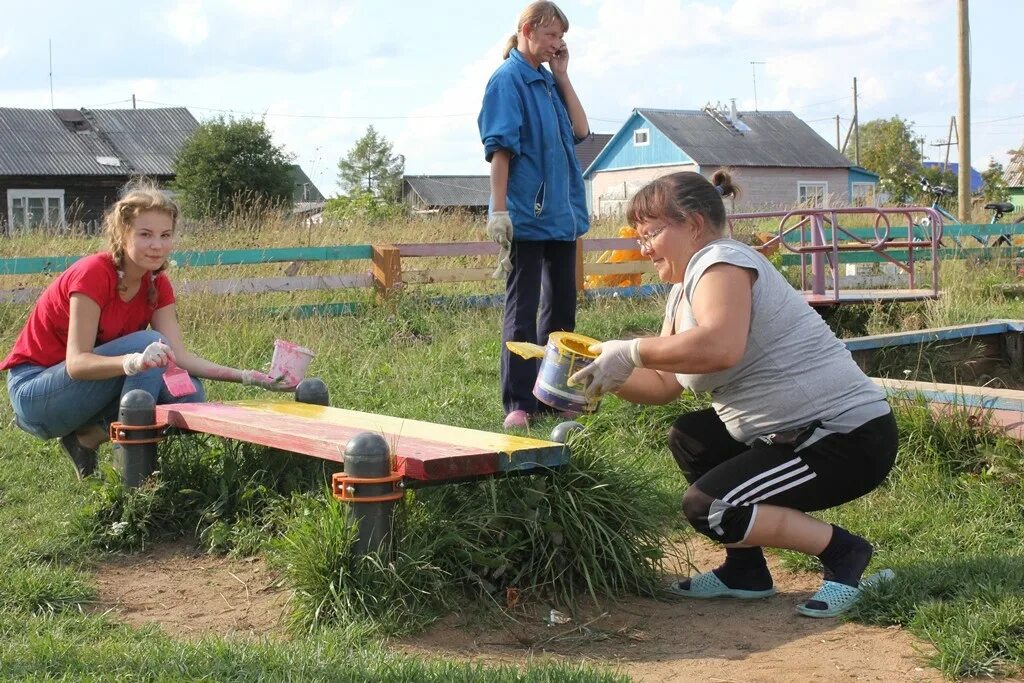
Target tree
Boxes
[854,116,923,204]
[980,158,1009,202]
[172,117,294,218]
[337,125,405,200]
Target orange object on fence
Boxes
[584,226,644,288]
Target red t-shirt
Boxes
[0,252,175,370]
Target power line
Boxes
[136,98,476,120]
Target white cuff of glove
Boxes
[629,338,644,369]
[122,353,144,376]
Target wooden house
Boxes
[0,107,199,232]
[584,105,879,215]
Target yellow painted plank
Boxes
[229,401,560,453]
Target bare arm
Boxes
[634,264,754,374]
[65,294,134,380]
[549,45,589,139]
[150,305,246,383]
[489,149,511,212]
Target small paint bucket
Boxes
[533,331,602,414]
[269,339,315,386]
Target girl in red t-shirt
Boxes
[2,182,292,479]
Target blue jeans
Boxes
[6,330,206,440]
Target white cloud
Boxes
[985,81,1021,106]
[165,1,209,47]
[923,67,948,91]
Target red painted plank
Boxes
[155,403,501,481]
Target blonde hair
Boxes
[102,178,178,307]
[503,1,570,59]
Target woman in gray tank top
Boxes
[570,171,898,617]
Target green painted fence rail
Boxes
[776,223,1024,243]
[0,245,374,275]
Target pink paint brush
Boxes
[163,361,196,398]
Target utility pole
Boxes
[957,0,971,221]
[931,116,957,171]
[132,94,136,109]
[852,77,860,166]
[750,61,765,111]
[835,115,841,150]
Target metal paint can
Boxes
[533,331,601,413]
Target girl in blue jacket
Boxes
[478,0,591,430]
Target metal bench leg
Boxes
[111,390,162,489]
[333,433,402,558]
[295,377,330,406]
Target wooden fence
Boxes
[2,217,1022,307]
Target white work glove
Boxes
[487,211,513,279]
[122,341,174,376]
[569,338,643,398]
[240,370,296,392]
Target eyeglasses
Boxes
[636,225,668,251]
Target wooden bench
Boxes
[105,391,575,556]
[153,400,569,486]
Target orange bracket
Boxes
[331,471,404,503]
[109,421,169,445]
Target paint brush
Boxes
[163,361,197,397]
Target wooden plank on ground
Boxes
[874,376,1024,412]
[845,321,1012,351]
[155,401,567,482]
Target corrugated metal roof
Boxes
[289,164,325,202]
[404,175,491,207]
[638,109,853,168]
[576,133,613,173]
[0,107,197,176]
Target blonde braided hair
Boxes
[102,178,178,308]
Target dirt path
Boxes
[91,542,291,639]
[92,540,940,681]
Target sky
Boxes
[1,0,1021,197]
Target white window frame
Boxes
[7,189,66,232]
[797,181,828,208]
[850,182,877,207]
[632,128,650,147]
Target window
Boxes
[797,181,828,208]
[633,128,650,146]
[851,182,877,207]
[7,189,66,232]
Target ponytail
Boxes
[502,33,518,59]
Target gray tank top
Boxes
[667,238,888,444]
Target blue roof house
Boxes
[584,105,878,215]
[921,161,984,193]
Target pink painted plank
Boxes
[155,403,502,481]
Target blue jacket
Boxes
[478,49,590,242]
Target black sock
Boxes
[709,546,773,591]
[817,525,873,587]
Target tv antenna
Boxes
[750,61,765,111]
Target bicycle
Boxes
[913,175,1022,247]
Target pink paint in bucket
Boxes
[163,362,196,397]
[269,339,315,387]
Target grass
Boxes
[1,213,1024,678]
